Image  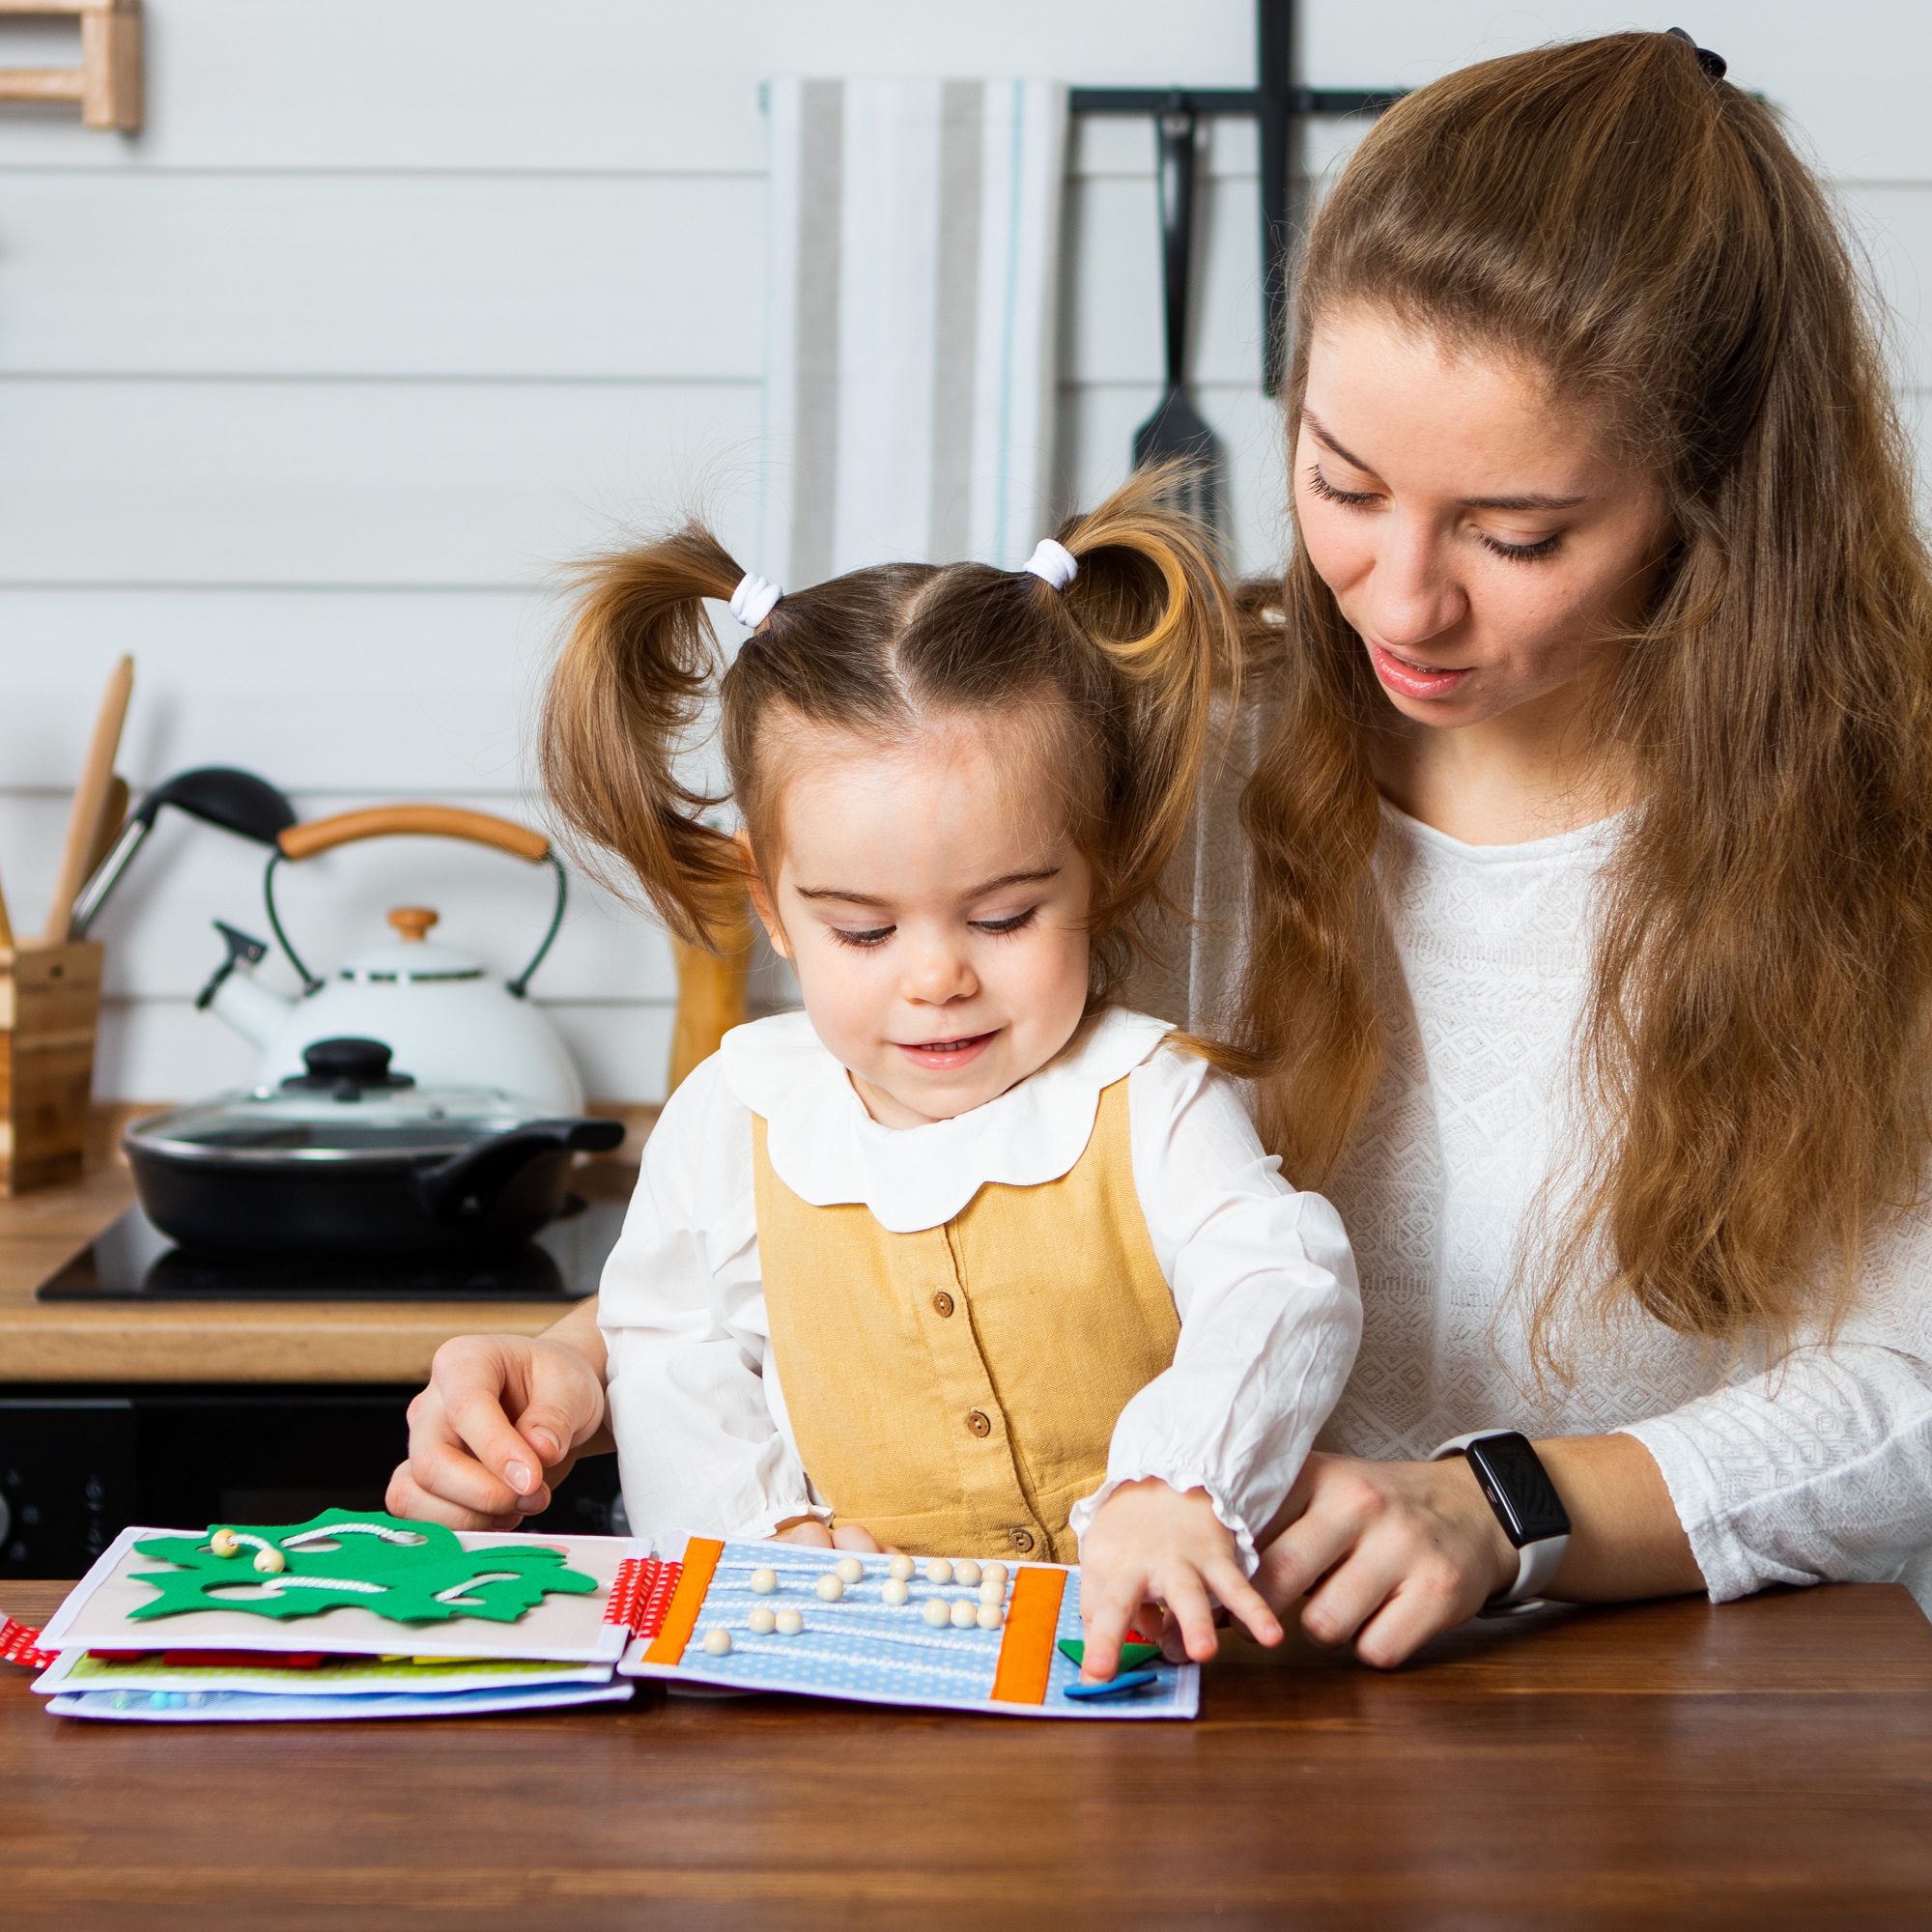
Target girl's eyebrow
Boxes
[793,867,1060,907]
[1301,405,1588,512]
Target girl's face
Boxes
[747,708,1094,1129]
[1295,305,1670,729]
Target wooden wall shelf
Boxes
[0,0,140,132]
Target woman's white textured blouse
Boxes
[1326,803,1932,1609]
[598,1007,1361,1564]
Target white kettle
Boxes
[197,805,585,1114]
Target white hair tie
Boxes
[1021,538,1079,591]
[730,572,782,629]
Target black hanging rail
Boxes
[1068,0,1403,394]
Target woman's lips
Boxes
[1369,640,1475,700]
[895,1031,996,1071]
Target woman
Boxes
[388,30,1932,1666]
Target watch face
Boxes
[1466,1433,1572,1548]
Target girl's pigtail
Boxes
[540,525,751,950]
[1053,466,1244,924]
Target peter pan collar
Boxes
[718,1007,1172,1234]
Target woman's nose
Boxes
[1363,515,1465,648]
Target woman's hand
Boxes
[1076,1478,1284,1681]
[385,1315,611,1531]
[1251,1451,1520,1668]
[770,1519,886,1552]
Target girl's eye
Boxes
[1475,528,1563,562]
[1305,464,1378,508]
[971,908,1038,937]
[829,925,894,949]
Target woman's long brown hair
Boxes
[541,467,1242,1004]
[1236,30,1932,1359]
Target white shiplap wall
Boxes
[1,1,1926,1100]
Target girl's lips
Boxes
[1369,640,1475,701]
[895,1031,997,1071]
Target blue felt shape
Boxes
[1062,1667,1160,1701]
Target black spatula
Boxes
[1131,106,1225,539]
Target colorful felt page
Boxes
[32,1647,615,1698]
[38,1521,641,1663]
[45,1682,636,1724]
[617,1536,1199,1721]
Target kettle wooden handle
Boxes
[279,806,550,865]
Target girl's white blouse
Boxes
[599,1007,1362,1563]
[1321,802,1932,1611]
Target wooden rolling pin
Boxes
[42,657,133,944]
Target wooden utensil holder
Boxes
[0,940,102,1195]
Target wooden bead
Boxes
[881,1577,910,1606]
[701,1628,732,1656]
[977,1603,1005,1631]
[775,1608,805,1635]
[924,1559,953,1585]
[922,1598,952,1629]
[887,1553,916,1581]
[950,1599,978,1629]
[834,1557,865,1584]
[209,1529,241,1558]
[953,1560,982,1588]
[980,1577,1007,1606]
[815,1574,844,1602]
[747,1606,777,1635]
[251,1547,286,1575]
[750,1567,779,1595]
[982,1562,1008,1588]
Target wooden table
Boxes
[0,1107,649,1384]
[2,1579,1928,1929]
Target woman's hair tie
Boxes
[730,572,783,629]
[1021,538,1079,591]
[1664,25,1726,80]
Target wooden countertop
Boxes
[1,1578,1927,1927]
[0,1106,650,1385]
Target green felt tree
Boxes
[129,1508,597,1625]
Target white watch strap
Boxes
[1431,1432,1570,1608]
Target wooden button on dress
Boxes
[1009,1527,1036,1552]
[932,1292,954,1318]
[966,1409,992,1437]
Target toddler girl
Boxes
[544,474,1360,1676]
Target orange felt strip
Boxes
[643,1536,724,1665]
[989,1565,1066,1705]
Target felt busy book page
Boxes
[38,1512,638,1664]
[617,1535,1201,1720]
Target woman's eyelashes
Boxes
[1307,463,1565,562]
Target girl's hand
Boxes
[1077,1478,1283,1681]
[1251,1451,1518,1668]
[385,1331,611,1531]
[771,1520,886,1552]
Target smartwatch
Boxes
[1431,1430,1572,1612]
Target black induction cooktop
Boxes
[36,1200,623,1303]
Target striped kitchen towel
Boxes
[758,78,1068,583]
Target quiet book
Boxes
[0,1514,1199,1722]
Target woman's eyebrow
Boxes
[1304,406,1589,512]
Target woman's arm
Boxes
[1250,1434,1700,1669]
[386,1298,611,1531]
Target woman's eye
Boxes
[1305,464,1378,508]
[971,908,1038,936]
[1476,529,1563,562]
[829,925,894,949]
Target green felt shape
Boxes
[1058,1637,1161,1671]
[128,1508,597,1626]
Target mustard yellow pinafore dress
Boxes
[749,1075,1180,1562]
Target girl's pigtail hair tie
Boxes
[1021,538,1080,591]
[730,572,783,628]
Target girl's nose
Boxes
[1362,513,1466,649]
[904,939,978,1006]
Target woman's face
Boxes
[1295,305,1670,730]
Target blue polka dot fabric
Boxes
[619,1539,1200,1721]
